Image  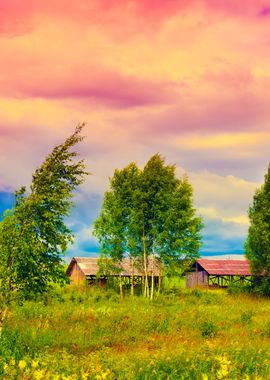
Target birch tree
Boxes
[94,154,203,298]
[94,163,141,297]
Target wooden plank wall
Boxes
[69,262,85,284]
[186,271,208,288]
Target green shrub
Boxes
[240,310,253,325]
[200,320,218,338]
[227,282,244,295]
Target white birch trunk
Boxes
[130,257,134,297]
[150,243,155,300]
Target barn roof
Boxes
[197,259,251,276]
[66,256,159,277]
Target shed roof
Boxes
[66,256,159,277]
[197,259,251,276]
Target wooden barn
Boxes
[66,256,160,284]
[186,258,252,288]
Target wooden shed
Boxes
[186,258,252,288]
[66,256,160,284]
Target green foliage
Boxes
[240,310,253,325]
[94,162,140,259]
[227,281,252,295]
[0,124,88,303]
[246,164,270,292]
[200,320,218,338]
[94,153,203,297]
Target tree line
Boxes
[0,124,269,306]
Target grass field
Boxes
[1,284,270,379]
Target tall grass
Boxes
[0,284,270,379]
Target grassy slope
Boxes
[0,285,270,379]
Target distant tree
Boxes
[138,155,203,299]
[161,175,203,266]
[138,154,178,299]
[0,124,88,303]
[94,153,203,299]
[94,163,141,298]
[245,164,270,293]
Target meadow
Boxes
[1,284,270,379]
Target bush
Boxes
[200,321,218,338]
[227,281,251,295]
[240,311,253,325]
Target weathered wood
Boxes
[186,259,253,289]
[69,261,85,284]
[186,271,208,288]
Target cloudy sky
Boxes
[1,0,270,259]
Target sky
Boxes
[1,0,270,259]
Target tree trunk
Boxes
[143,234,149,298]
[119,275,123,300]
[158,273,161,296]
[150,243,155,300]
[158,262,163,296]
[144,253,149,298]
[130,257,134,297]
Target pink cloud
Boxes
[23,75,177,108]
[1,0,270,40]
[142,66,270,135]
[0,0,35,36]
[203,66,254,91]
[0,63,179,107]
[0,0,191,37]
[259,6,270,16]
[202,0,270,17]
[152,98,266,135]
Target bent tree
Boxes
[0,124,88,306]
[94,154,203,299]
[245,164,270,294]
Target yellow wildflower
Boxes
[33,369,46,380]
[95,369,110,380]
[81,369,89,380]
[31,360,39,369]
[18,360,27,371]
